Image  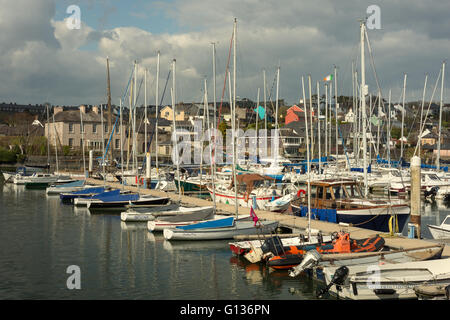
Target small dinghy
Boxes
[263,192,297,212]
[148,209,225,231]
[229,232,333,263]
[60,186,108,203]
[163,216,279,241]
[121,204,210,223]
[266,232,385,270]
[428,215,450,239]
[87,194,170,211]
[288,244,445,278]
[73,189,123,206]
[414,283,450,300]
[46,180,87,195]
[321,258,450,300]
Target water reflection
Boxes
[1,181,449,299]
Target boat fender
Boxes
[244,192,249,202]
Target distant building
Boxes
[44,105,166,156]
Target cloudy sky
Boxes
[0,0,449,107]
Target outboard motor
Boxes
[316,266,349,298]
[424,186,439,199]
[260,236,284,256]
[288,249,321,277]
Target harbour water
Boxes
[0,180,449,300]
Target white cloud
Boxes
[0,0,449,107]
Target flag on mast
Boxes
[323,74,333,82]
[254,105,265,120]
[250,207,259,226]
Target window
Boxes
[115,139,120,149]
[104,124,108,133]
[69,123,74,133]
[68,138,73,147]
[93,124,97,133]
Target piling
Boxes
[88,150,93,177]
[144,152,151,189]
[410,156,421,238]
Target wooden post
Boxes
[410,156,421,238]
[88,150,93,177]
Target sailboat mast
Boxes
[308,75,314,159]
[329,82,332,157]
[171,59,181,202]
[133,61,138,173]
[232,18,238,216]
[106,57,113,163]
[418,75,428,156]
[334,65,338,163]
[212,43,217,131]
[437,61,446,171]
[400,73,407,160]
[352,61,357,161]
[46,103,50,171]
[120,98,124,188]
[205,78,216,212]
[301,76,311,241]
[387,90,391,169]
[80,106,86,174]
[360,21,368,197]
[155,51,160,181]
[263,69,267,133]
[145,67,150,180]
[52,107,59,173]
[256,88,260,145]
[317,81,321,173]
[325,83,328,159]
[101,104,105,186]
[210,45,217,206]
[274,66,280,163]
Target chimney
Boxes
[92,105,99,114]
[54,106,64,114]
[79,105,86,114]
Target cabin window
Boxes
[325,187,333,200]
[443,217,450,225]
[344,184,361,198]
[316,186,324,200]
[334,186,347,199]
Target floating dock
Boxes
[85,178,450,258]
